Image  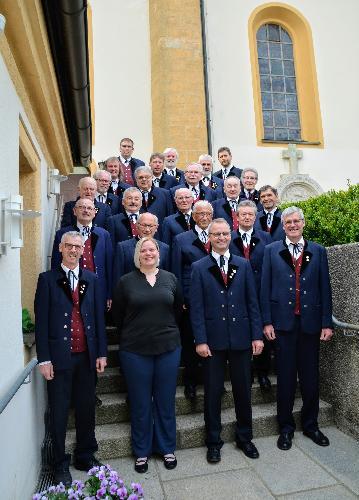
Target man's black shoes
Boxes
[303,429,330,446]
[74,456,103,472]
[184,384,197,400]
[277,432,293,450]
[236,441,259,459]
[54,468,72,487]
[206,447,221,463]
[258,375,272,392]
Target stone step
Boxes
[66,398,333,459]
[69,378,280,428]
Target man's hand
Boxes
[96,357,107,373]
[252,340,264,356]
[196,343,212,357]
[320,328,333,341]
[38,363,54,380]
[264,324,276,340]
[107,299,112,311]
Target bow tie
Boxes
[81,226,91,237]
[290,242,303,256]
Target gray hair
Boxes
[134,166,152,178]
[208,218,231,234]
[193,200,213,213]
[185,162,204,174]
[93,170,111,181]
[60,231,84,244]
[281,206,305,223]
[123,187,142,198]
[133,237,160,269]
[174,187,194,200]
[198,154,213,164]
[78,176,96,188]
[241,167,258,180]
[105,156,120,166]
[237,200,257,215]
[163,147,179,159]
[137,213,159,225]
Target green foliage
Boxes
[280,184,359,247]
[22,308,35,333]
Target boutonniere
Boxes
[79,284,86,294]
[306,255,310,262]
[94,206,99,214]
[228,269,237,279]
[212,182,218,189]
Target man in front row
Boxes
[35,231,107,486]
[261,207,333,451]
[190,218,263,463]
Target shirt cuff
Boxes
[38,361,51,366]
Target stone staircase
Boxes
[66,327,333,459]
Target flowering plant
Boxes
[33,465,144,499]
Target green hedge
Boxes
[280,184,359,247]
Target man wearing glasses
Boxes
[239,168,262,209]
[189,218,263,463]
[198,154,224,195]
[35,231,107,486]
[161,188,195,248]
[113,213,170,285]
[261,206,333,451]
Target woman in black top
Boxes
[113,237,182,473]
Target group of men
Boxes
[35,137,334,484]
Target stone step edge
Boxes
[65,399,333,458]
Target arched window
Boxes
[257,24,301,142]
[248,4,323,147]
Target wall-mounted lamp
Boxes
[48,168,68,197]
[0,194,41,256]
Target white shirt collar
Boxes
[264,207,277,215]
[239,227,253,238]
[120,155,131,164]
[77,221,92,232]
[61,263,80,280]
[195,224,208,236]
[96,192,107,200]
[286,236,304,247]
[227,197,239,203]
[211,249,231,268]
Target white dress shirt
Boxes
[211,249,230,274]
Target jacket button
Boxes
[222,317,226,321]
[220,291,224,294]
[87,326,91,329]
[221,304,224,308]
[289,287,293,291]
[289,301,292,305]
[64,325,67,329]
[289,274,293,278]
[303,277,306,281]
[233,318,236,322]
[304,304,307,308]
[64,337,67,341]
[232,305,234,307]
[303,291,307,294]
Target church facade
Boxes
[91,0,359,193]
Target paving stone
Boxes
[162,469,274,499]
[155,443,247,481]
[280,484,358,499]
[295,426,359,496]
[247,435,337,496]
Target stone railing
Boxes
[320,243,359,439]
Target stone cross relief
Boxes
[281,143,303,175]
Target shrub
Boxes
[280,184,359,247]
[22,308,35,333]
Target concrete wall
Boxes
[320,243,359,439]
[90,0,153,164]
[0,52,54,500]
[202,0,359,190]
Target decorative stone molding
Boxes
[277,173,324,202]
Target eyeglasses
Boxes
[195,212,212,217]
[176,196,193,200]
[242,176,257,180]
[64,243,83,250]
[209,232,231,237]
[201,163,212,166]
[137,223,157,229]
[75,205,95,211]
[284,219,303,225]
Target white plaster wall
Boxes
[0,54,51,499]
[91,0,153,164]
[204,0,359,191]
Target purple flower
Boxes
[32,494,42,500]
[109,484,118,495]
[128,495,139,500]
[117,486,128,499]
[109,470,119,482]
[88,466,100,476]
[100,479,108,488]
[97,470,106,481]
[56,483,66,493]
[96,486,106,498]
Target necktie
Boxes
[153,177,160,187]
[82,226,91,238]
[201,230,208,243]
[290,242,303,258]
[192,187,198,197]
[184,213,190,226]
[219,255,226,271]
[124,159,129,165]
[242,233,248,245]
[68,270,77,291]
[129,213,137,223]
[230,200,237,211]
[99,194,106,203]
[267,212,272,227]
[168,169,175,176]
[203,176,210,185]
[143,191,149,203]
[223,169,228,179]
